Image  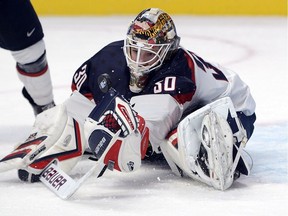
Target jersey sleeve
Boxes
[170,76,196,105]
[71,60,94,100]
[131,94,183,153]
[188,51,256,116]
[70,40,129,104]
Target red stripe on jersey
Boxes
[173,92,193,105]
[17,64,48,77]
[171,52,196,105]
[71,83,76,91]
[71,83,94,100]
[184,52,196,83]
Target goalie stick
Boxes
[40,73,118,199]
[40,131,119,199]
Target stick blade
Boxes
[40,162,77,200]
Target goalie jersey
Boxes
[71,40,256,144]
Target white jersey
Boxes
[66,46,256,152]
[183,48,255,116]
[131,48,256,151]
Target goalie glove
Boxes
[84,88,149,172]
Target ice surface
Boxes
[0,16,287,216]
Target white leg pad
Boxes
[162,97,242,190]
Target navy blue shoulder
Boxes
[86,40,132,103]
[142,48,196,95]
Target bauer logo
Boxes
[41,167,68,190]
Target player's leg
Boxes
[0,0,54,115]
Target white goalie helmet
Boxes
[124,8,180,93]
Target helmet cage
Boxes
[124,36,172,76]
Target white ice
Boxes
[0,16,287,216]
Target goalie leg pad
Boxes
[195,111,234,190]
[0,104,68,172]
[26,116,86,175]
[0,104,86,182]
[162,97,249,190]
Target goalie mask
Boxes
[124,8,180,93]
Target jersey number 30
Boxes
[73,65,87,90]
[154,76,176,93]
